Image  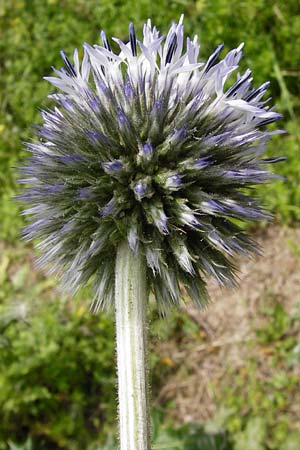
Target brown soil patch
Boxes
[154,225,300,423]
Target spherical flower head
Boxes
[18,16,284,313]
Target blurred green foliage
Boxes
[218,299,300,449]
[0,246,116,449]
[0,306,116,449]
[0,0,300,449]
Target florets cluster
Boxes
[19,16,284,312]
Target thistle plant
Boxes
[19,15,283,450]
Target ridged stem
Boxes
[115,241,150,450]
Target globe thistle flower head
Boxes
[19,16,284,312]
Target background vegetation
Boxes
[0,0,299,449]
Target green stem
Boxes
[115,241,150,450]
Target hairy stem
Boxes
[115,241,150,450]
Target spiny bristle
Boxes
[19,17,284,312]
